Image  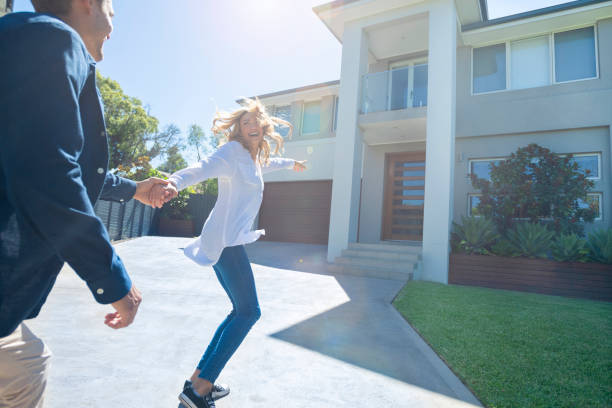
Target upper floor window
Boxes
[301,101,321,135]
[511,35,550,89]
[473,44,506,93]
[473,26,597,94]
[555,27,597,83]
[272,105,292,137]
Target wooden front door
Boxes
[382,152,426,241]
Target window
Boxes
[389,59,428,110]
[555,26,597,82]
[301,101,321,135]
[473,26,597,94]
[469,159,504,181]
[569,153,600,180]
[468,194,482,216]
[577,193,602,220]
[272,105,291,137]
[511,36,550,89]
[332,96,339,132]
[473,44,506,93]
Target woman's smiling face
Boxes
[239,111,264,152]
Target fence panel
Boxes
[94,199,155,241]
[188,194,217,233]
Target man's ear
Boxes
[72,0,94,15]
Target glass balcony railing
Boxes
[361,64,428,114]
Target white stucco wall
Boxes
[263,138,336,183]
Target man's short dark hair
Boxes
[30,0,102,16]
[30,0,72,15]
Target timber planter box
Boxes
[158,217,194,237]
[449,253,612,302]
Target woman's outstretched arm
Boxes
[149,144,236,206]
[261,158,307,174]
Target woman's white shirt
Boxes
[168,141,294,266]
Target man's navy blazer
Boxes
[0,12,137,337]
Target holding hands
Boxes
[149,181,178,208]
[133,177,173,208]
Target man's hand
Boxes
[133,177,171,208]
[104,285,142,329]
[293,160,307,172]
[149,182,178,208]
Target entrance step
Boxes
[348,242,422,254]
[342,249,419,262]
[328,263,413,281]
[330,242,422,281]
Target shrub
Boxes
[159,189,192,220]
[550,234,588,262]
[491,239,520,257]
[470,144,596,235]
[506,222,554,259]
[585,228,612,264]
[451,216,500,255]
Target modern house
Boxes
[256,0,611,284]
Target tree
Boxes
[185,123,219,195]
[96,72,179,169]
[158,144,188,174]
[471,144,597,235]
[187,124,205,161]
[116,155,157,182]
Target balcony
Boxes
[361,64,428,114]
[359,64,428,145]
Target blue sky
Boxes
[13,0,568,163]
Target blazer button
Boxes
[97,168,104,174]
[96,288,104,295]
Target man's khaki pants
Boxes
[0,323,52,408]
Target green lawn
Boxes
[393,281,612,408]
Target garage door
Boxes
[258,180,332,244]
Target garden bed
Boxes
[449,253,612,301]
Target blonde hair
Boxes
[211,98,292,165]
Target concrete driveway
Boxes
[28,237,481,408]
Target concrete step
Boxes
[341,249,420,262]
[328,263,413,281]
[334,256,416,272]
[348,242,422,254]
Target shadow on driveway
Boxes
[246,241,480,405]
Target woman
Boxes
[150,98,306,408]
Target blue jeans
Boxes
[197,245,261,383]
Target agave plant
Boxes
[451,216,500,255]
[551,233,588,262]
[586,228,612,264]
[506,222,554,258]
[491,239,520,257]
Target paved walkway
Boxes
[28,237,482,407]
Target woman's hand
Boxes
[133,177,170,208]
[293,160,307,172]
[148,182,178,208]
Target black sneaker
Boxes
[179,386,216,408]
[183,380,230,401]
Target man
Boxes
[0,1,171,406]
